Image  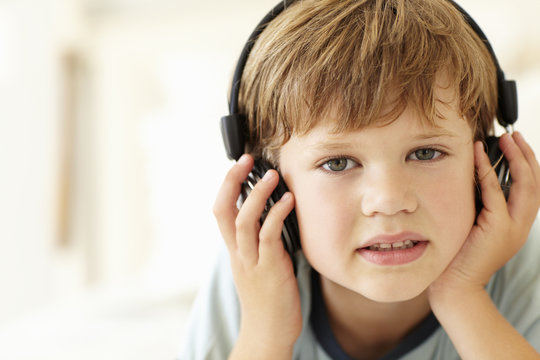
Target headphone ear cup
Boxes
[484,136,511,199]
[239,159,301,265]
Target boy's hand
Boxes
[213,154,302,359]
[429,131,540,298]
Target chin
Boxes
[363,289,425,303]
[352,280,429,303]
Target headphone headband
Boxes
[447,0,518,128]
[222,0,518,160]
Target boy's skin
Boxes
[214,79,540,359]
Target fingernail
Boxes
[262,170,275,182]
[238,154,249,165]
[280,192,291,202]
[475,140,485,151]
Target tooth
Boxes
[379,243,391,249]
[392,241,404,248]
[404,240,412,246]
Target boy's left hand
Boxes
[429,131,540,297]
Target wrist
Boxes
[231,330,295,360]
[426,284,539,359]
[428,282,488,315]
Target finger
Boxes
[213,154,254,251]
[512,132,539,168]
[512,132,540,195]
[498,133,539,218]
[235,169,280,265]
[475,141,507,214]
[258,192,296,266]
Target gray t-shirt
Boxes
[179,221,540,359]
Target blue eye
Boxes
[409,148,443,161]
[322,158,357,172]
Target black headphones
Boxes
[220,0,518,260]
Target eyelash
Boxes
[407,147,448,162]
[317,147,448,173]
[317,155,360,174]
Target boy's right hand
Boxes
[213,154,302,359]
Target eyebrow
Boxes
[307,140,356,153]
[412,128,459,141]
[306,127,460,154]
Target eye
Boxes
[408,148,444,161]
[321,157,358,172]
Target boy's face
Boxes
[279,86,476,303]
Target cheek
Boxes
[422,164,476,243]
[290,179,355,252]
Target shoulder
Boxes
[487,219,540,348]
[178,245,240,359]
[492,218,540,291]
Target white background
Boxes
[0,0,538,359]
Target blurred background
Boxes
[0,0,538,359]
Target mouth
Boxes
[364,239,419,251]
[357,232,428,265]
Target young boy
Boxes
[180,0,540,359]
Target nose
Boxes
[360,167,418,217]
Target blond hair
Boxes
[238,0,498,164]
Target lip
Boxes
[357,231,428,266]
[360,231,426,248]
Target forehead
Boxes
[287,101,473,151]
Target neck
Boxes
[320,275,432,360]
